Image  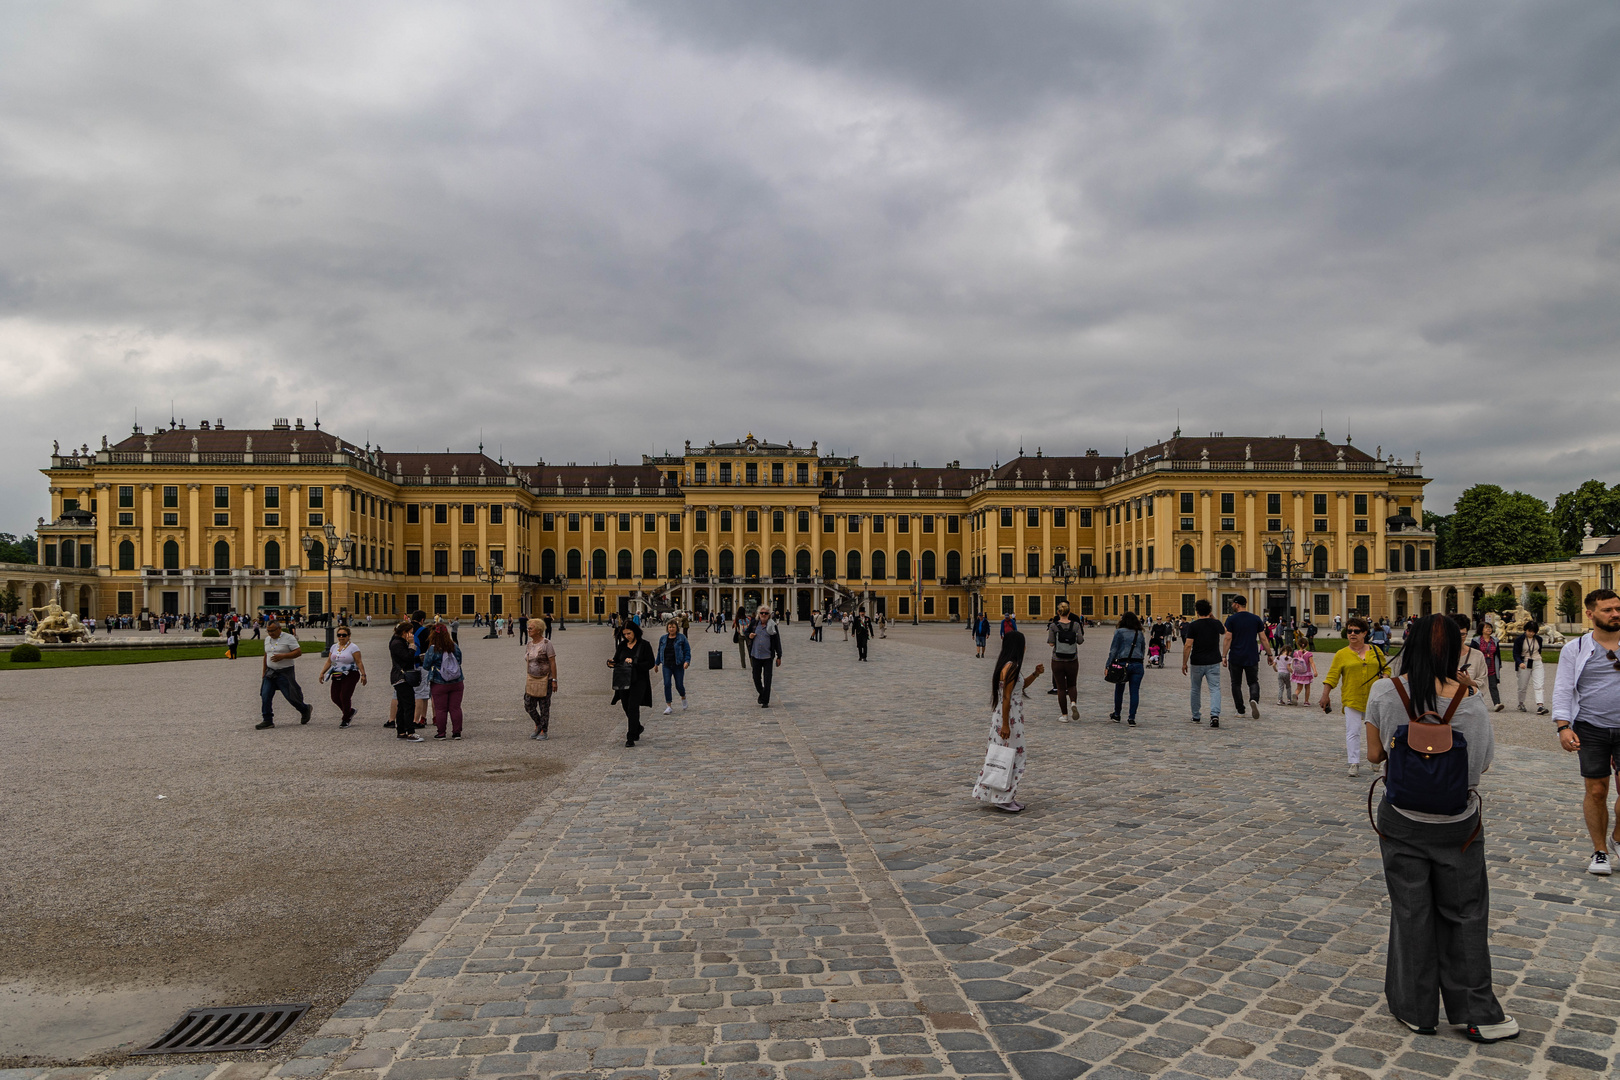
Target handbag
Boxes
[399,668,422,688]
[979,742,1017,791]
[1104,631,1140,684]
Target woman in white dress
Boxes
[974,630,1043,813]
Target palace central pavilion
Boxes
[34,419,1436,624]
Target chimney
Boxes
[216,418,224,429]
[294,418,305,430]
[272,418,291,430]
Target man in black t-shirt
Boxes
[1223,596,1273,720]
[1181,599,1225,728]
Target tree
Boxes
[1551,479,1620,556]
[1424,511,1454,568]
[1445,485,1561,568]
[1558,590,1585,623]
[0,533,37,564]
[0,587,19,616]
[1476,588,1518,615]
[1526,589,1549,620]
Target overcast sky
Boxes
[2,0,1617,535]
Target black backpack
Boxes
[1368,675,1480,849]
[1055,620,1078,647]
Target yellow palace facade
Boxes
[37,420,1439,625]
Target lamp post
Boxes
[1263,526,1314,630]
[301,523,356,656]
[477,561,505,637]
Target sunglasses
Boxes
[1346,629,1365,635]
[1607,649,1620,673]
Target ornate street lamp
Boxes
[477,561,505,637]
[1263,526,1315,631]
[301,522,356,656]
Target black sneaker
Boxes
[451,733,462,740]
[1190,717,1202,724]
[1210,717,1220,729]
[1127,717,1137,726]
[384,720,395,728]
[255,720,274,730]
[300,706,313,725]
[340,719,351,728]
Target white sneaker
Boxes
[681,699,688,710]
[1608,835,1620,864]
[1348,763,1360,777]
[663,705,673,715]
[1057,715,1070,724]
[1465,1016,1519,1043]
[1589,851,1612,876]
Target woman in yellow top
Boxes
[1319,614,1390,778]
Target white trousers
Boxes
[1345,707,1365,765]
[1517,663,1544,707]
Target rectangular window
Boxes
[44,543,57,566]
[1054,508,1067,527]
[1000,552,1014,577]
[1220,492,1234,514]
[1181,517,1195,530]
[307,513,323,527]
[772,510,784,532]
[259,487,280,510]
[462,594,476,615]
[489,549,503,569]
[872,515,885,534]
[922,597,934,616]
[434,550,448,576]
[435,504,448,524]
[162,512,178,526]
[1027,553,1040,577]
[1181,492,1194,514]
[947,514,960,533]
[116,485,134,508]
[1420,549,1431,571]
[823,514,834,533]
[258,513,274,527]
[541,512,553,530]
[797,510,810,531]
[1147,546,1155,571]
[771,462,783,483]
[696,510,707,531]
[567,512,580,531]
[1182,593,1196,616]
[1028,595,1041,617]
[848,515,860,533]
[405,594,419,613]
[1355,594,1370,615]
[1080,596,1094,616]
[490,504,503,525]
[1079,509,1092,528]
[1315,594,1331,616]
[308,487,324,508]
[1145,497,1153,517]
[593,513,605,530]
[897,514,909,533]
[1221,518,1234,531]
[406,550,421,575]
[719,462,732,483]
[1027,508,1040,528]
[1314,493,1328,515]
[118,591,134,615]
[1355,519,1368,533]
[1000,508,1013,528]
[434,594,448,615]
[118,512,134,526]
[695,462,708,483]
[670,513,682,531]
[720,510,733,531]
[746,463,758,484]
[408,504,421,524]
[644,513,657,532]
[921,515,934,533]
[1355,493,1368,515]
[163,485,178,508]
[619,513,631,531]
[568,595,580,615]
[1001,594,1015,615]
[747,510,759,532]
[462,504,475,525]
[1314,518,1329,532]
[797,463,809,484]
[461,550,476,576]
[1267,493,1281,515]
[1268,518,1282,531]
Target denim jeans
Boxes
[1111,662,1144,719]
[1189,663,1222,720]
[662,664,687,703]
[260,667,306,721]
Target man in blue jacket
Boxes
[654,618,692,714]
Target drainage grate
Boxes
[134,1003,311,1055]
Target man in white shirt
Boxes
[258,619,312,729]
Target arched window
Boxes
[719,549,735,578]
[823,550,837,580]
[1353,546,1368,574]
[921,551,937,580]
[770,549,786,578]
[1180,544,1196,573]
[593,549,608,579]
[693,549,709,576]
[796,549,811,578]
[118,538,135,571]
[1219,544,1235,575]
[1403,544,1416,572]
[745,549,761,579]
[871,550,887,580]
[1267,547,1282,578]
[897,550,911,580]
[215,539,232,570]
[160,538,180,570]
[617,549,632,578]
[306,539,323,571]
[945,550,961,584]
[668,550,683,578]
[61,539,75,567]
[642,549,658,578]
[847,550,863,579]
[566,549,581,579]
[541,550,556,580]
[262,539,280,571]
[1313,545,1329,576]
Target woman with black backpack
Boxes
[1363,614,1513,1044]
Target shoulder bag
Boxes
[1105,631,1141,684]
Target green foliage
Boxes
[1475,588,1518,615]
[1424,511,1454,568]
[1558,590,1585,622]
[1551,479,1620,556]
[0,638,263,670]
[1446,485,1561,568]
[1526,589,1549,619]
[0,587,20,616]
[9,643,41,662]
[200,627,220,637]
[0,533,37,564]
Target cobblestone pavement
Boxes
[9,625,1617,1080]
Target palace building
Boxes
[35,419,1451,625]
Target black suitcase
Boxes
[708,650,723,670]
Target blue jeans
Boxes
[261,667,307,722]
[662,664,686,703]
[1112,662,1144,719]
[1189,663,1222,721]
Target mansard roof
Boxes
[111,426,352,454]
[534,464,671,490]
[386,452,507,480]
[829,466,971,491]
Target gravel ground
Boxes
[0,623,623,1068]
